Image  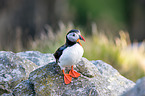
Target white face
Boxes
[67,32,80,42]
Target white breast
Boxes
[58,43,84,70]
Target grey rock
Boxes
[1,93,13,96]
[0,51,136,96]
[91,60,135,95]
[0,51,38,95]
[13,55,135,96]
[13,80,35,96]
[122,77,145,96]
[17,51,55,67]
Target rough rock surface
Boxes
[12,80,35,96]
[0,51,135,96]
[0,51,38,95]
[91,60,135,95]
[122,77,145,96]
[17,51,55,67]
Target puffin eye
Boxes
[73,34,75,36]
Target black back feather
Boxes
[53,44,67,63]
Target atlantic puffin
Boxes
[54,29,85,84]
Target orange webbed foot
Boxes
[63,70,72,84]
[69,66,80,78]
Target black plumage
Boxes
[54,44,67,63]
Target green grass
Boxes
[29,22,145,82]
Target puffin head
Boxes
[66,29,85,46]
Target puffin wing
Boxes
[53,44,67,63]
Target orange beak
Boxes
[77,35,85,46]
[79,35,85,42]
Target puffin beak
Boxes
[79,35,85,42]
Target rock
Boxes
[0,51,38,95]
[0,51,135,96]
[122,77,145,96]
[13,80,35,96]
[12,54,135,96]
[91,60,135,95]
[17,51,55,67]
[1,93,13,96]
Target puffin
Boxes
[54,29,85,84]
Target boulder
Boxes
[17,51,55,67]
[12,52,135,96]
[0,51,38,95]
[122,77,145,96]
[0,51,135,96]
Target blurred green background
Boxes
[0,0,145,81]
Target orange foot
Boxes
[63,70,72,84]
[69,65,80,78]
